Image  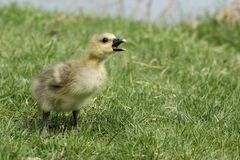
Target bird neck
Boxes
[85,54,105,67]
[87,49,107,62]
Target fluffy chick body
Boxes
[32,59,107,112]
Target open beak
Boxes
[112,38,126,52]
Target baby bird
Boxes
[31,33,126,135]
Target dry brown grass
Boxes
[216,0,240,26]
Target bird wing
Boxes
[39,62,73,92]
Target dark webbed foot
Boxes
[40,111,50,138]
[72,110,80,129]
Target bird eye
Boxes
[101,37,108,43]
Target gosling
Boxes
[31,33,126,135]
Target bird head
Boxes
[87,33,126,61]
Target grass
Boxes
[0,5,240,159]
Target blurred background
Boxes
[0,0,237,24]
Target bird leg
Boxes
[72,110,79,129]
[40,111,50,137]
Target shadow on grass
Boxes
[14,105,131,138]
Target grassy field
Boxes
[0,5,240,160]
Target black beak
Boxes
[112,38,126,52]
